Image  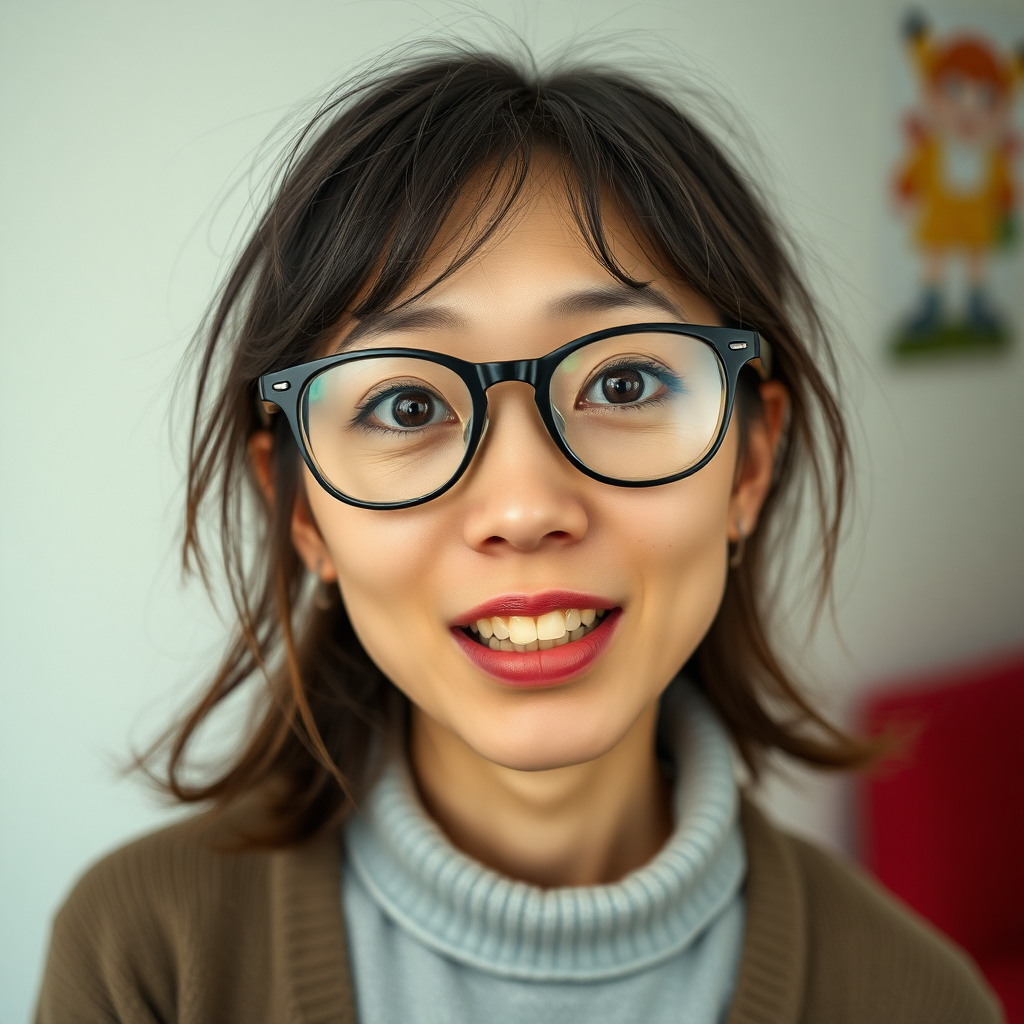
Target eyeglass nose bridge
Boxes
[476,359,543,390]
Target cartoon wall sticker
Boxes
[890,10,1024,358]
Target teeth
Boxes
[537,610,566,640]
[508,616,538,645]
[466,607,612,651]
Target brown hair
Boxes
[152,42,879,845]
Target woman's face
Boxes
[288,167,775,772]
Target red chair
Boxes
[859,653,1024,1022]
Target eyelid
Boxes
[360,378,442,403]
[577,361,683,409]
[353,381,457,433]
[583,356,683,391]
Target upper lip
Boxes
[452,590,618,626]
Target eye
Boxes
[361,386,454,430]
[577,361,679,408]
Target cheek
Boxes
[305,479,450,675]
[624,421,733,555]
[599,433,735,653]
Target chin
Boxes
[460,698,641,772]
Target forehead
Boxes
[331,159,719,360]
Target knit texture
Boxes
[345,680,743,975]
[36,781,1004,1023]
[342,680,745,1022]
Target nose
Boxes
[460,382,589,553]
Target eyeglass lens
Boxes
[300,332,726,505]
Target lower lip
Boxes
[451,609,622,688]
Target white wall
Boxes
[2,1,1022,1019]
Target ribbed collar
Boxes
[344,679,745,981]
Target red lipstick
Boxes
[451,606,622,688]
[452,590,616,626]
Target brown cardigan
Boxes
[36,795,1002,1023]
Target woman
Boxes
[37,44,1000,1023]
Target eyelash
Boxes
[578,358,685,409]
[351,382,453,434]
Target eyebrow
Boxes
[332,282,688,352]
[333,306,466,352]
[547,283,687,321]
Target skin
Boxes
[250,161,787,887]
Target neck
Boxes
[409,702,673,887]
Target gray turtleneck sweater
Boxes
[341,680,746,1024]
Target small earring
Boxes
[729,525,746,569]
[313,559,335,611]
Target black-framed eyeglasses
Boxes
[258,323,769,510]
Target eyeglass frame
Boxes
[258,322,770,510]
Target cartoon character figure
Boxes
[894,12,1023,345]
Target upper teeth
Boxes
[471,608,601,643]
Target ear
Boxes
[727,381,789,543]
[248,429,276,503]
[247,430,338,583]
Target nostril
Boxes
[478,527,575,553]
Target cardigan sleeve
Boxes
[33,814,287,1024]
[789,832,1004,1024]
[35,830,182,1024]
[33,811,354,1024]
[728,796,1004,1024]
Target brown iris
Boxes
[601,369,644,404]
[392,390,434,427]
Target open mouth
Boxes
[461,607,610,653]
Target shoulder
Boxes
[735,796,1003,1024]
[51,807,277,945]
[36,808,287,1023]
[787,831,1001,1023]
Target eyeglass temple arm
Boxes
[256,396,280,427]
[751,334,772,380]
[256,373,294,426]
